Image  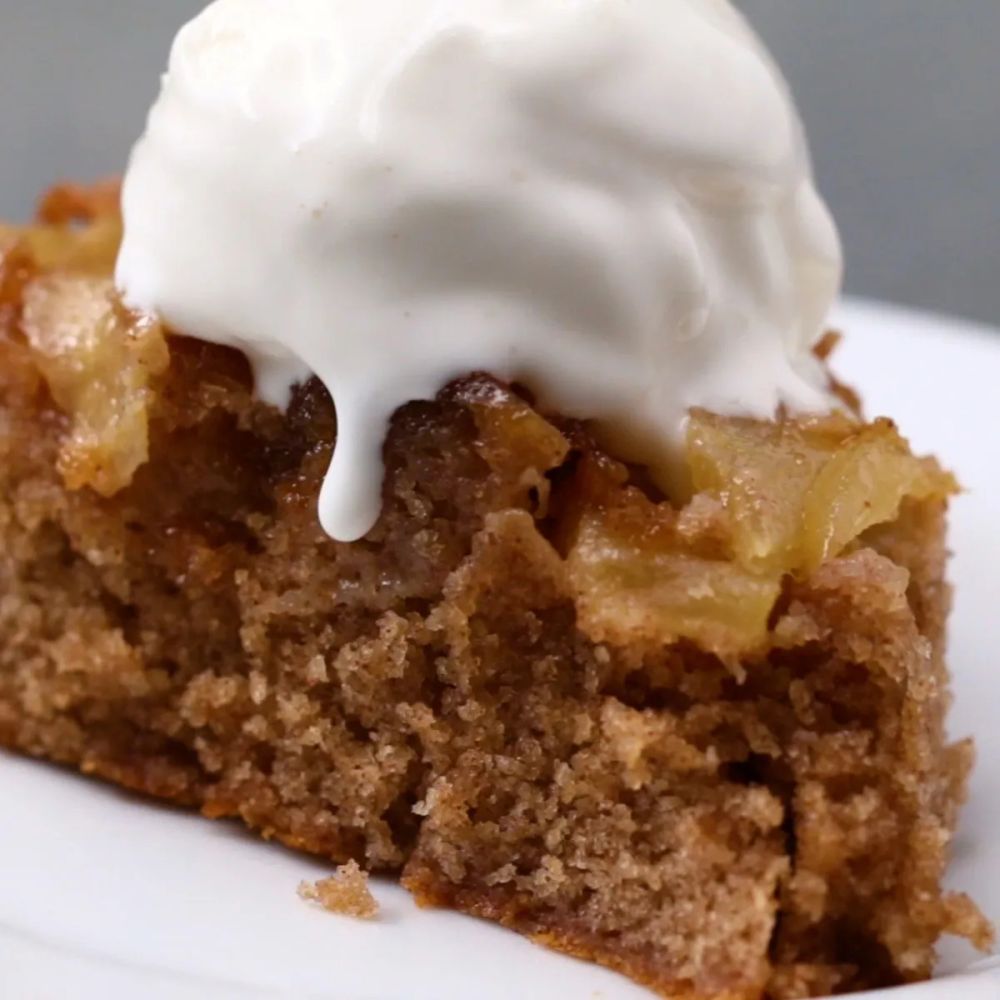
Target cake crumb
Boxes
[298,860,379,920]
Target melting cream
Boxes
[116,0,842,541]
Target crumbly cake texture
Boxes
[299,860,379,919]
[0,187,992,999]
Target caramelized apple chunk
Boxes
[20,273,168,495]
[0,181,122,279]
[16,215,123,275]
[37,179,123,226]
[460,379,569,515]
[568,407,955,658]
[687,410,956,575]
[566,461,780,658]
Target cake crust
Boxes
[0,187,991,998]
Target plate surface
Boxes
[2,298,999,1000]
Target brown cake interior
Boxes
[0,186,992,998]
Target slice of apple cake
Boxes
[0,189,991,998]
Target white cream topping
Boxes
[116,0,843,541]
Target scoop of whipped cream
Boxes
[116,0,842,541]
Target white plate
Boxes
[1,298,998,1000]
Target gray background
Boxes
[1,1,997,325]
